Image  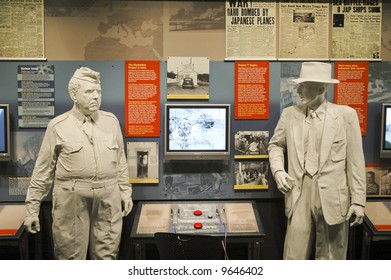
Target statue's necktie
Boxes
[82,117,94,143]
[305,111,319,176]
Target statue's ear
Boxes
[319,83,329,95]
[70,91,78,102]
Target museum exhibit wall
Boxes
[1,1,390,259]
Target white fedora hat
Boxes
[292,62,339,84]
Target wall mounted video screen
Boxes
[0,104,11,161]
[164,104,231,160]
[380,103,391,158]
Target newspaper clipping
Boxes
[279,0,330,60]
[226,0,277,60]
[332,1,382,60]
[0,0,44,59]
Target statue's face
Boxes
[74,81,101,116]
[297,82,325,107]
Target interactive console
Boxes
[130,200,265,259]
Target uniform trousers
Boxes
[283,174,349,260]
[52,179,122,260]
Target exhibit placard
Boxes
[17,65,55,128]
[125,61,160,137]
[234,61,269,120]
[334,61,368,136]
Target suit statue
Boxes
[268,62,366,259]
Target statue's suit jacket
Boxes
[268,102,366,225]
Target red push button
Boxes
[194,222,203,229]
[193,210,202,216]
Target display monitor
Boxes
[380,103,391,158]
[0,104,11,161]
[164,104,231,160]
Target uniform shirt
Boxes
[26,105,132,217]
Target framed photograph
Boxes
[162,172,229,198]
[234,161,269,190]
[234,131,269,159]
[167,56,209,100]
[127,142,159,184]
[366,166,391,197]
